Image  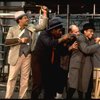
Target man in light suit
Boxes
[5,6,48,99]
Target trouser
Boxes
[66,73,93,100]
[31,59,42,100]
[55,67,68,94]
[5,54,31,99]
[31,54,56,99]
[42,64,56,99]
[31,61,55,99]
[31,54,42,99]
[66,87,84,100]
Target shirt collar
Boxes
[18,25,25,30]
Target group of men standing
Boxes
[3,5,100,100]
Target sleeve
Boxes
[78,35,100,54]
[40,32,58,47]
[5,27,19,46]
[28,16,48,33]
[35,16,48,31]
[6,27,13,39]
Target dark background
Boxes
[1,0,100,14]
[23,0,100,14]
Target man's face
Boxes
[71,27,80,36]
[52,28,63,38]
[84,29,94,39]
[19,16,29,26]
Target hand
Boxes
[41,6,48,13]
[62,34,70,41]
[19,37,29,43]
[95,37,100,44]
[58,34,70,43]
[68,41,78,51]
[40,6,48,17]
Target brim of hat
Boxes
[81,27,95,33]
[47,23,63,31]
[15,13,27,20]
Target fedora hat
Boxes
[81,22,95,33]
[47,17,63,31]
[14,11,27,20]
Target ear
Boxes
[84,30,86,34]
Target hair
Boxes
[16,16,23,23]
[68,24,78,33]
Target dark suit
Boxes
[31,30,67,99]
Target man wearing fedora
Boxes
[67,22,100,100]
[31,16,70,99]
[5,6,48,99]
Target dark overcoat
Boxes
[31,30,67,98]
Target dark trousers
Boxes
[31,53,56,99]
[55,67,68,94]
[42,63,56,99]
[31,54,42,99]
[66,87,84,100]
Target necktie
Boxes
[51,47,55,64]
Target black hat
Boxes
[81,23,95,33]
[47,17,63,31]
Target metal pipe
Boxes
[66,4,69,33]
[57,4,59,15]
[93,3,96,15]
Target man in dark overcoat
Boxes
[31,17,70,99]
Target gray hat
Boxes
[14,11,27,20]
[47,17,63,31]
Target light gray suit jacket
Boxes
[6,16,48,66]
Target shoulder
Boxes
[9,25,18,31]
[27,24,36,32]
[77,34,86,42]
